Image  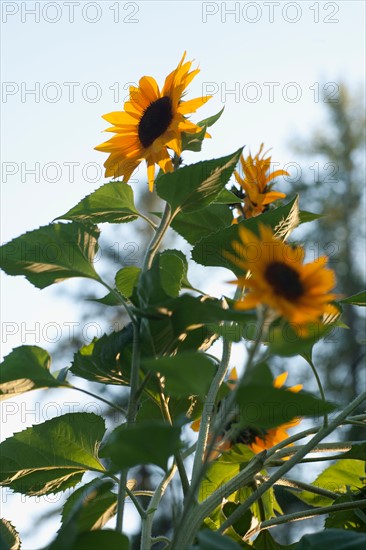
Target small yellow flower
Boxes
[95,53,211,191]
[234,144,288,219]
[227,224,337,328]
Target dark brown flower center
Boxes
[234,427,263,445]
[138,96,173,148]
[265,261,304,300]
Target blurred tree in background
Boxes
[289,83,365,408]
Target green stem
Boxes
[218,389,366,534]
[100,280,137,323]
[116,317,140,532]
[137,211,158,230]
[142,202,173,272]
[173,308,266,548]
[140,465,177,550]
[302,353,328,427]
[70,385,127,415]
[260,475,339,500]
[190,334,232,488]
[245,498,366,540]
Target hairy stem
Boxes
[245,498,366,539]
[140,465,177,550]
[218,389,366,534]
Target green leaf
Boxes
[0,345,66,400]
[254,531,293,549]
[195,530,243,550]
[171,203,233,245]
[325,493,366,531]
[199,446,254,503]
[0,413,106,495]
[70,325,133,385]
[0,222,100,289]
[50,528,129,550]
[115,266,141,298]
[236,384,335,431]
[222,502,252,538]
[58,181,138,223]
[292,460,365,507]
[192,196,299,275]
[159,250,186,297]
[198,107,225,129]
[298,210,324,224]
[182,124,207,153]
[100,421,182,471]
[267,320,336,357]
[88,292,121,306]
[295,529,366,550]
[61,479,117,534]
[214,188,241,204]
[340,291,366,306]
[71,531,129,550]
[141,352,216,398]
[0,519,21,550]
[156,148,243,214]
[181,107,224,153]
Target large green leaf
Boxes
[0,345,67,400]
[340,291,366,306]
[0,413,106,495]
[156,148,242,214]
[142,352,216,398]
[295,529,366,550]
[0,222,100,289]
[0,519,21,550]
[60,479,117,535]
[70,325,133,385]
[171,203,233,245]
[58,181,138,223]
[235,373,335,430]
[191,196,299,275]
[100,421,182,471]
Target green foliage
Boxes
[0,413,106,495]
[340,291,366,306]
[141,352,216,398]
[295,529,366,550]
[0,222,101,288]
[61,479,117,532]
[156,148,242,214]
[70,325,133,385]
[0,345,66,399]
[2,72,365,550]
[100,420,182,471]
[0,519,21,550]
[58,181,139,223]
[191,195,299,275]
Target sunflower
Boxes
[95,53,211,191]
[191,370,302,458]
[233,144,288,219]
[227,224,337,327]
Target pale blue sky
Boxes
[1,1,365,546]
